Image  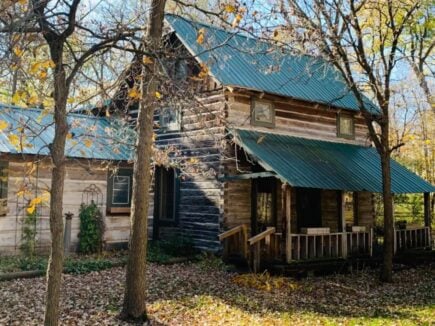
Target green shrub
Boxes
[158,234,196,257]
[63,257,114,274]
[20,210,38,258]
[78,202,105,254]
[147,242,173,263]
[18,256,47,271]
[196,252,226,271]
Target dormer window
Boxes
[337,113,355,139]
[160,107,181,131]
[251,99,275,128]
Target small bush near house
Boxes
[196,252,226,271]
[20,210,38,259]
[78,202,105,254]
[158,234,197,257]
[147,242,173,263]
[147,235,197,263]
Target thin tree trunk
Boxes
[121,0,166,321]
[44,43,69,326]
[380,121,394,282]
[380,154,394,282]
[410,63,433,111]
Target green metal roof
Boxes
[0,104,133,161]
[233,129,434,194]
[166,14,379,114]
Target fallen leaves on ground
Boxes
[0,262,433,325]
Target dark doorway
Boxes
[296,188,322,230]
[153,166,179,239]
[251,177,277,235]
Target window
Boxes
[154,167,179,226]
[160,107,181,131]
[337,113,355,139]
[174,59,188,80]
[0,162,8,216]
[107,168,133,214]
[251,99,275,128]
[252,177,276,234]
[344,192,354,228]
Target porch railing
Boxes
[394,226,431,253]
[248,227,282,272]
[218,224,248,261]
[289,230,373,261]
[346,229,373,257]
[289,232,345,260]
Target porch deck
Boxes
[219,224,432,273]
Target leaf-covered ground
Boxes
[0,261,433,325]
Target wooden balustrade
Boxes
[218,224,248,261]
[346,229,373,256]
[394,227,431,253]
[220,225,379,268]
[248,227,282,272]
[288,230,373,261]
[289,232,345,260]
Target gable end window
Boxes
[0,162,8,216]
[251,99,275,128]
[107,168,133,214]
[160,107,181,132]
[337,113,355,139]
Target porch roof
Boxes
[233,129,435,194]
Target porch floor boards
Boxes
[224,249,434,276]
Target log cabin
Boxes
[120,14,433,269]
[0,104,133,253]
[1,14,433,272]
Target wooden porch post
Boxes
[339,191,348,258]
[424,192,432,247]
[283,184,292,263]
[424,193,431,227]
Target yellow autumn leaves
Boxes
[195,3,245,47]
[21,192,50,214]
[197,28,205,45]
[128,88,162,100]
[0,120,33,151]
[0,120,8,130]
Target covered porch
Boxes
[219,130,434,272]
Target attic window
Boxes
[251,99,275,128]
[337,113,355,139]
[160,107,181,131]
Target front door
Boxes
[251,177,277,235]
[153,166,179,239]
[296,188,322,230]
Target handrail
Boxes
[248,227,276,245]
[394,226,431,253]
[218,224,245,241]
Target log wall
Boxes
[226,92,371,146]
[151,91,227,251]
[0,157,131,254]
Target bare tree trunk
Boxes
[44,43,69,326]
[410,63,433,111]
[380,151,394,282]
[121,0,166,321]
